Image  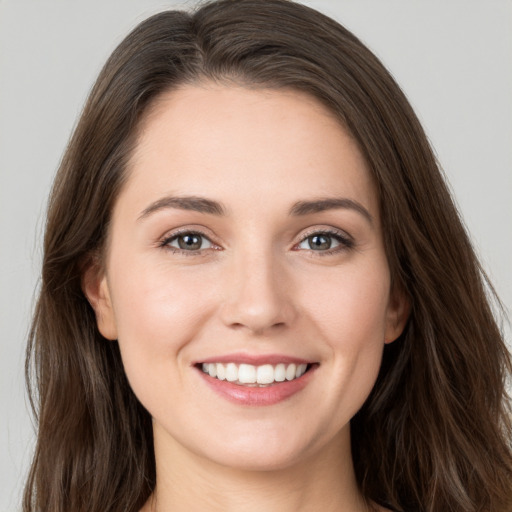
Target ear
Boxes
[81,256,118,340]
[384,285,410,344]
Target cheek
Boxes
[299,261,390,415]
[305,262,391,346]
[107,256,218,382]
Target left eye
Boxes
[166,232,213,251]
[297,233,345,251]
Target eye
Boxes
[164,232,213,252]
[296,230,353,253]
[300,234,336,251]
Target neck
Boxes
[143,423,371,512]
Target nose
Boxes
[219,249,297,335]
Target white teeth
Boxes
[225,363,238,382]
[296,364,307,378]
[200,362,310,385]
[216,363,226,380]
[256,364,275,384]
[238,363,256,384]
[285,363,296,381]
[274,363,286,382]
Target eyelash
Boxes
[159,229,218,256]
[159,228,354,257]
[295,228,355,256]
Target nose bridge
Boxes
[221,240,295,334]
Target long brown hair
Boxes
[24,1,512,511]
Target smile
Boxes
[200,362,309,386]
[194,354,318,406]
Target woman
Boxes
[23,0,512,511]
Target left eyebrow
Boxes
[289,197,373,225]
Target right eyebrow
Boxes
[137,195,226,221]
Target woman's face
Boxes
[86,85,407,471]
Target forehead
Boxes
[121,84,377,219]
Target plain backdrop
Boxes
[1,0,511,509]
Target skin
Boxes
[84,85,407,512]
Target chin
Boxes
[187,421,345,473]
[202,443,308,473]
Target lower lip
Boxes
[196,365,318,406]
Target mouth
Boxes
[196,361,315,387]
[193,355,319,406]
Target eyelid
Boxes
[159,225,217,241]
[158,226,222,253]
[293,226,355,253]
[157,225,354,255]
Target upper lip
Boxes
[193,352,316,366]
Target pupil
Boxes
[309,234,331,250]
[178,234,201,250]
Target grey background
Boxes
[1,1,511,509]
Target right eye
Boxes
[164,232,214,252]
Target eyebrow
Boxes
[138,194,372,224]
[289,198,373,224]
[138,195,225,220]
